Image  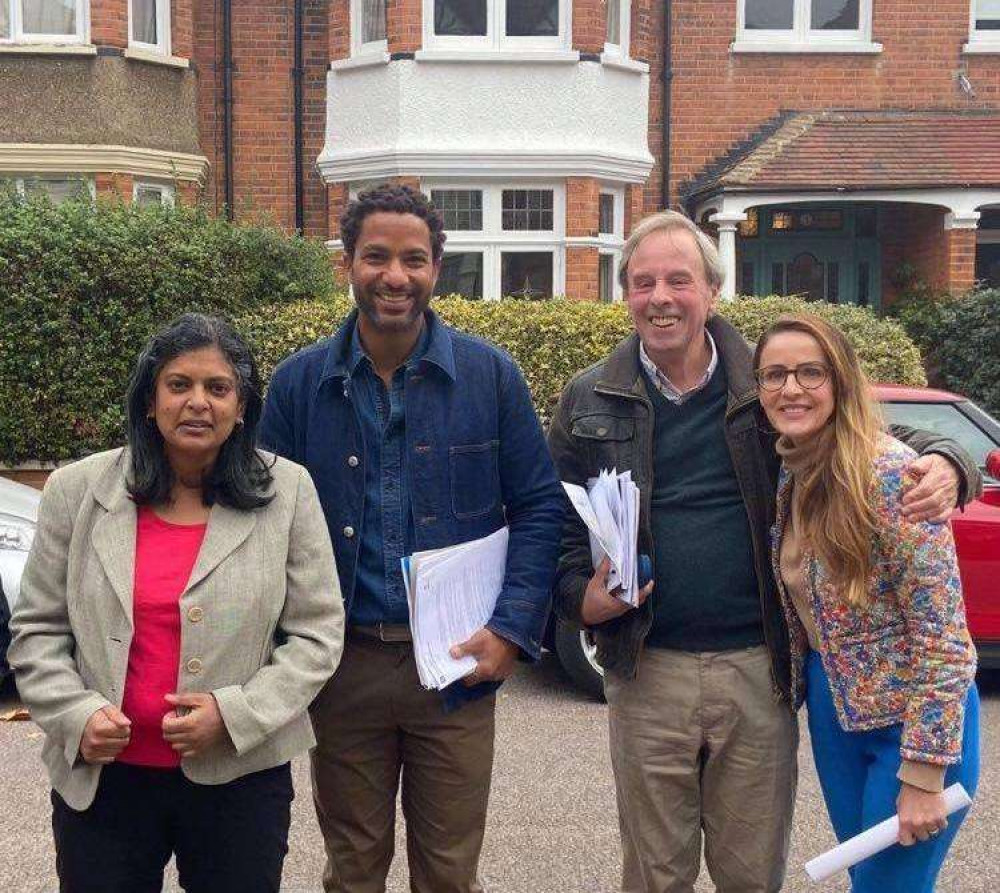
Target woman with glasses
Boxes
[753,314,979,893]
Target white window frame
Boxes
[128,0,170,55]
[3,175,95,201]
[597,186,625,301]
[423,180,566,300]
[133,180,175,207]
[1,0,88,44]
[734,0,877,52]
[603,0,631,58]
[422,0,571,53]
[350,0,388,57]
[966,0,1000,52]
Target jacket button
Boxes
[187,606,204,623]
[186,658,203,675]
[343,526,355,538]
[596,426,608,436]
[347,455,359,467]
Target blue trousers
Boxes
[805,650,980,893]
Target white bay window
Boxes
[423,0,570,52]
[1,0,86,43]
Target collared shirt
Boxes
[638,330,719,406]
[348,323,430,626]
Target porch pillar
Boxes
[943,211,980,295]
[710,211,747,300]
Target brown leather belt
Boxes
[348,623,413,643]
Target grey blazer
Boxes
[9,447,345,811]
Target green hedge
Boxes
[0,192,337,463]
[895,289,1000,415]
[238,294,926,427]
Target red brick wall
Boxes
[194,0,224,215]
[945,228,977,294]
[95,172,134,199]
[669,1,1000,202]
[91,0,128,48]
[880,204,951,303]
[330,0,350,59]
[632,0,662,214]
[387,0,422,54]
[566,248,600,300]
[573,0,606,54]
[567,177,600,237]
[172,0,194,59]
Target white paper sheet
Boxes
[804,783,972,883]
[403,527,509,690]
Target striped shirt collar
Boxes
[638,330,719,405]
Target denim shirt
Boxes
[259,309,565,709]
[348,324,427,626]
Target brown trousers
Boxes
[309,635,496,893]
[605,646,798,893]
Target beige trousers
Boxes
[310,635,496,893]
[605,645,798,893]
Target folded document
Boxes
[562,468,642,606]
[402,527,509,690]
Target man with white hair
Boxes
[547,210,979,893]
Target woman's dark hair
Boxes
[339,184,447,262]
[126,313,274,510]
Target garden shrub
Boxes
[0,192,337,463]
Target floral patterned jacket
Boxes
[772,435,977,765]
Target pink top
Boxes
[117,506,207,768]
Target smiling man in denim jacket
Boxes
[259,185,563,893]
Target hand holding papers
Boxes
[402,527,509,690]
[803,783,972,883]
[562,468,643,606]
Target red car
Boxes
[551,385,1000,697]
[877,385,1000,669]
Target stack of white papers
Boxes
[401,526,509,690]
[562,468,641,606]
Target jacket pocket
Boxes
[571,414,636,472]
[826,623,911,725]
[450,441,501,519]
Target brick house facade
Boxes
[3,1,1000,305]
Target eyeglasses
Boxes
[754,362,830,392]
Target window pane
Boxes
[599,193,615,235]
[976,0,1000,30]
[24,178,88,204]
[135,185,166,208]
[738,261,755,294]
[501,189,554,231]
[362,0,387,42]
[975,243,1000,288]
[435,252,484,299]
[22,0,77,35]
[132,0,157,44]
[739,208,759,238]
[1,2,9,39]
[431,189,483,231]
[788,253,824,301]
[599,254,614,302]
[435,0,487,36]
[606,0,620,44]
[857,261,870,306]
[501,252,554,299]
[506,0,558,37]
[811,0,859,30]
[856,207,877,238]
[826,262,839,302]
[744,0,793,29]
[881,403,997,471]
[771,262,785,295]
[770,208,842,232]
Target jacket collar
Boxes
[594,315,759,412]
[319,307,457,385]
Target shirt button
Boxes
[187,606,204,623]
[343,526,355,538]
[347,455,359,467]
[186,658,203,675]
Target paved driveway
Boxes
[1,658,996,892]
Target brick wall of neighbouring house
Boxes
[633,0,663,216]
[195,0,330,240]
[172,0,194,58]
[669,1,1000,203]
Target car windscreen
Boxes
[881,402,999,483]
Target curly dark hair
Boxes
[339,184,447,262]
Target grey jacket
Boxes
[547,315,981,698]
[9,448,345,810]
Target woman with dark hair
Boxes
[9,313,344,893]
[755,314,979,892]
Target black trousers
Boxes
[52,762,293,893]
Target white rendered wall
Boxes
[318,58,654,183]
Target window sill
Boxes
[599,53,649,74]
[730,40,883,54]
[124,46,190,68]
[330,52,391,71]
[0,42,96,56]
[962,41,1000,55]
[413,49,580,64]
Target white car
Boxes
[0,475,40,678]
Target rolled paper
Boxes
[804,783,972,883]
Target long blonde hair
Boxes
[754,315,883,606]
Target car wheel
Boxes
[553,618,605,700]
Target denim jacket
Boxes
[259,309,564,708]
[772,436,977,764]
